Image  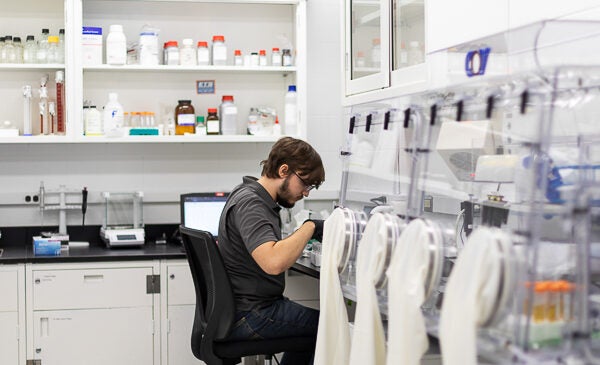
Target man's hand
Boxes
[304,219,324,242]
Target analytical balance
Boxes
[100,191,145,247]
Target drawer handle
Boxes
[84,274,104,283]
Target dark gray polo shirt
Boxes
[218,176,284,312]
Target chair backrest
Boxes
[180,225,236,363]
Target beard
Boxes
[276,176,303,208]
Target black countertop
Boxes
[0,241,187,264]
[0,224,186,264]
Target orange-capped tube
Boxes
[558,280,574,321]
[547,281,561,322]
[533,281,550,322]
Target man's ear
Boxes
[278,164,289,179]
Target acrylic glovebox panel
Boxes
[428,19,600,88]
[340,97,413,215]
[338,20,600,364]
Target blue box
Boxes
[33,237,61,256]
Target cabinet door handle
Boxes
[40,317,49,337]
[170,274,175,279]
[83,274,104,283]
[35,348,42,354]
[34,278,40,284]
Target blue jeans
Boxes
[228,298,319,365]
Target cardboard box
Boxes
[33,236,61,256]
[82,26,103,66]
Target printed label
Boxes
[178,114,195,126]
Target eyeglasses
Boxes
[292,171,317,192]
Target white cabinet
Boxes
[0,0,307,143]
[0,265,26,365]
[161,260,205,365]
[343,0,426,99]
[26,261,160,365]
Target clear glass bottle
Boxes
[58,28,65,62]
[211,35,227,65]
[175,100,195,135]
[4,36,16,64]
[247,107,259,135]
[37,28,49,64]
[0,37,5,63]
[206,108,220,135]
[197,41,210,66]
[46,36,60,64]
[282,48,292,66]
[271,47,281,66]
[23,35,37,64]
[179,38,196,66]
[13,37,23,63]
[250,52,259,66]
[85,105,103,136]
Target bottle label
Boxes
[177,113,195,126]
[207,120,220,134]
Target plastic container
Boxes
[259,49,267,66]
[271,47,281,66]
[272,117,281,136]
[219,95,238,135]
[284,85,298,135]
[195,115,206,135]
[179,38,196,66]
[175,100,195,135]
[206,108,220,135]
[106,24,127,65]
[408,40,423,66]
[371,38,381,68]
[211,35,227,65]
[85,105,103,136]
[164,41,179,65]
[234,49,243,66]
[197,41,209,65]
[139,24,160,65]
[103,92,124,137]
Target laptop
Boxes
[180,192,229,239]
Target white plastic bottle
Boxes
[103,92,124,137]
[179,38,196,66]
[284,85,298,136]
[219,95,238,135]
[106,24,127,65]
[211,35,227,65]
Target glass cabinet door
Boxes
[345,0,390,95]
[390,0,427,92]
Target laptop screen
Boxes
[180,192,229,237]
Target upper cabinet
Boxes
[343,0,426,99]
[0,0,307,143]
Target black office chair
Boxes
[179,226,316,365]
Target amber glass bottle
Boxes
[175,100,195,135]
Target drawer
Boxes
[0,271,18,311]
[167,264,195,306]
[33,267,154,310]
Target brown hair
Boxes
[260,137,325,188]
